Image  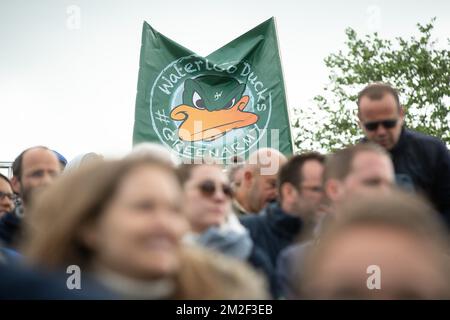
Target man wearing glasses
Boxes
[0,174,16,218]
[357,82,450,228]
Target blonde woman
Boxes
[21,158,267,299]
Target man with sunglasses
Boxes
[358,82,450,228]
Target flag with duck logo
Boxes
[133,17,293,162]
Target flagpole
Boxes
[272,16,296,156]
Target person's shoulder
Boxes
[239,208,268,225]
[240,213,263,223]
[405,129,448,150]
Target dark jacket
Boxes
[0,209,22,247]
[365,128,450,228]
[240,202,303,267]
[0,264,116,299]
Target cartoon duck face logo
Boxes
[170,75,259,141]
[149,56,272,160]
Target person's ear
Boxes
[281,183,296,204]
[399,105,405,119]
[357,110,365,131]
[358,118,364,131]
[396,106,405,127]
[325,179,343,203]
[243,169,253,187]
[10,176,21,194]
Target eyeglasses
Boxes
[0,192,16,201]
[197,180,233,199]
[363,119,398,131]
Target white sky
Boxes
[1,0,449,163]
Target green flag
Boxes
[133,17,293,162]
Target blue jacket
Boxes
[240,202,303,267]
[365,128,450,228]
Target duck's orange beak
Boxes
[170,96,258,142]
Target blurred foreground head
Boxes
[23,158,186,277]
[323,143,394,207]
[300,189,449,299]
[64,152,103,173]
[21,158,266,299]
[126,142,181,167]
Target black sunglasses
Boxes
[363,119,398,131]
[197,180,233,199]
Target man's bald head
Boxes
[235,148,287,213]
[12,146,61,206]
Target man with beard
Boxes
[0,146,61,248]
[232,148,287,216]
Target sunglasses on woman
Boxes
[363,119,397,131]
[197,180,233,199]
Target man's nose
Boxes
[375,124,387,135]
[313,192,324,202]
[40,172,55,186]
[212,188,227,202]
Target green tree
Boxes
[293,18,450,152]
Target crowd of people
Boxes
[0,82,449,299]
